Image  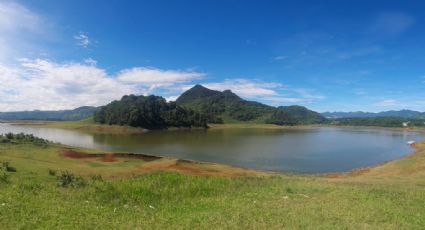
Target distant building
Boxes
[402,121,410,127]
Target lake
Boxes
[0,123,424,173]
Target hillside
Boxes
[322,110,425,119]
[0,106,97,121]
[94,94,207,129]
[176,85,325,125]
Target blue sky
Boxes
[1,0,425,112]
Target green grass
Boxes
[1,170,424,229]
[0,137,425,229]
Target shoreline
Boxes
[2,120,425,178]
[5,119,425,132]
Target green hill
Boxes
[94,95,207,129]
[176,85,325,125]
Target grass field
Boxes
[0,133,424,229]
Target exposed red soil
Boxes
[60,149,162,162]
[59,149,266,178]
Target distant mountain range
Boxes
[322,110,425,119]
[0,106,98,121]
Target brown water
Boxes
[1,124,423,173]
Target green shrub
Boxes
[56,171,86,188]
[90,174,103,182]
[0,171,8,183]
[0,162,10,183]
[0,133,50,146]
[48,169,57,176]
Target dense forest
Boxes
[330,117,425,127]
[266,106,327,125]
[0,106,97,121]
[94,95,207,129]
[176,85,325,125]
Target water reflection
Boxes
[1,124,423,173]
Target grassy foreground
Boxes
[0,135,425,229]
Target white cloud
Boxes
[74,32,91,48]
[0,59,207,111]
[164,95,179,102]
[0,59,135,111]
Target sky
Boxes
[1,0,425,112]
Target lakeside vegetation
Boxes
[330,117,425,128]
[0,133,424,228]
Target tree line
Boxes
[94,95,207,129]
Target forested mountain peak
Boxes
[176,84,221,104]
[221,89,240,99]
[175,85,325,125]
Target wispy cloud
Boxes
[338,46,381,60]
[201,79,282,98]
[261,97,305,103]
[118,67,205,85]
[74,32,91,48]
[0,1,44,62]
[375,99,397,107]
[372,12,414,37]
[0,2,40,32]
[273,55,288,61]
[354,88,368,96]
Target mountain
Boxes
[267,106,327,125]
[322,110,425,119]
[94,95,207,129]
[176,85,325,125]
[0,106,98,121]
[177,84,221,104]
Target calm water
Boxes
[1,123,424,173]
